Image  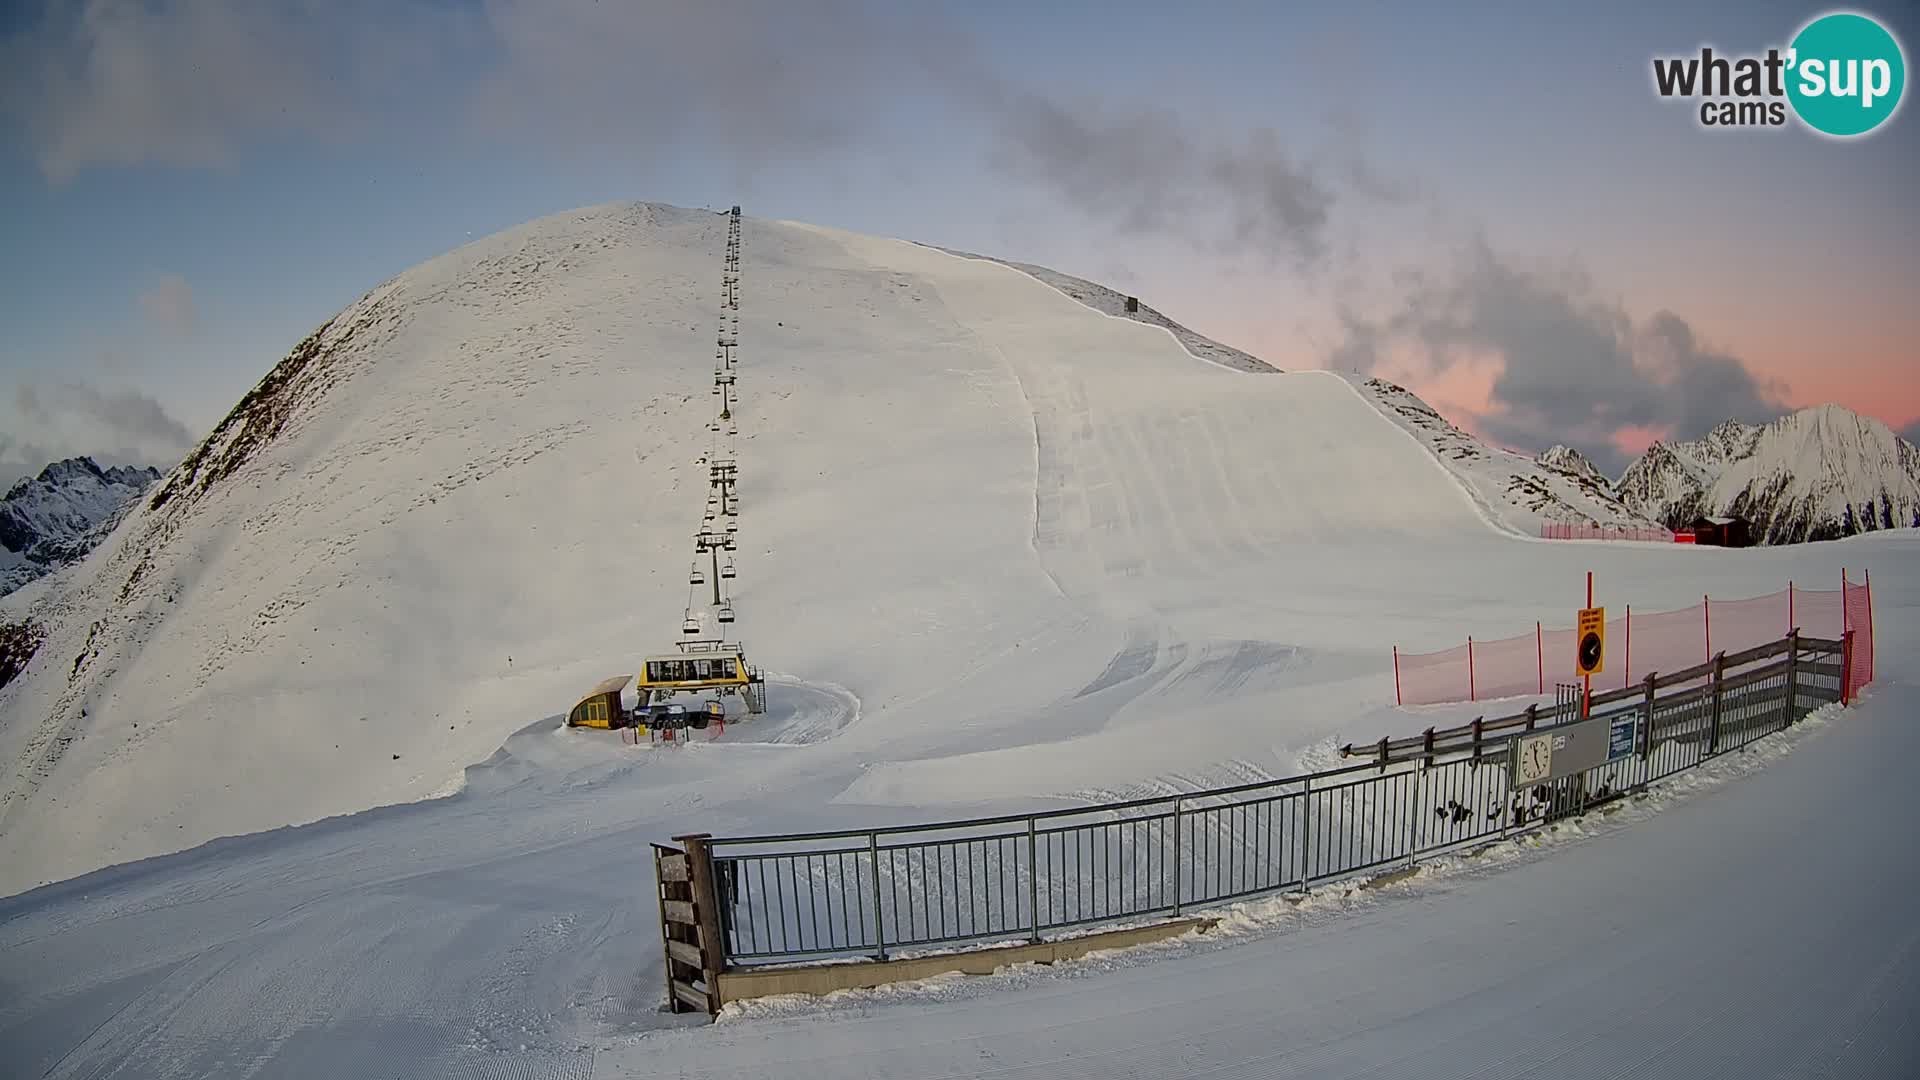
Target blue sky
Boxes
[2,1,1915,485]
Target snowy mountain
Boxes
[1353,378,1665,535]
[1616,405,1920,543]
[0,199,1897,902]
[1538,444,1608,487]
[0,457,161,597]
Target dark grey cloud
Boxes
[1901,420,1920,447]
[989,96,1335,265]
[1330,243,1788,475]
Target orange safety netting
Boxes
[1539,523,1676,542]
[1394,574,1877,707]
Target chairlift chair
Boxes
[717,602,736,625]
[689,562,706,586]
[721,558,736,579]
[681,613,701,635]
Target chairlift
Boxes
[717,602,736,625]
[689,562,706,586]
[681,614,701,635]
[721,558,737,579]
[724,516,738,534]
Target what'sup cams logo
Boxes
[1652,10,1906,137]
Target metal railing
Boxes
[685,632,1849,969]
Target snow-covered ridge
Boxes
[1617,404,1920,543]
[0,457,162,598]
[918,244,1277,373]
[1537,444,1608,487]
[1352,377,1664,536]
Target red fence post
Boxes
[1536,621,1544,694]
[1866,569,1875,682]
[1841,630,1854,705]
[1703,594,1712,663]
[1788,581,1794,637]
[1468,637,1476,702]
[1393,646,1402,706]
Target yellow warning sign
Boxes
[1576,606,1606,676]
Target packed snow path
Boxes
[3,690,1911,1078]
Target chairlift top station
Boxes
[568,205,766,734]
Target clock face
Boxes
[1579,631,1603,672]
[1516,733,1553,785]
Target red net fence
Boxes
[1395,570,1877,706]
[1539,523,1676,542]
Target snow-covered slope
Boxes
[1353,377,1664,535]
[923,245,1277,373]
[0,202,1476,892]
[0,201,1912,1075]
[1618,405,1920,543]
[0,202,1903,900]
[0,458,160,597]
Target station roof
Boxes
[575,675,632,708]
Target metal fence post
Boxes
[867,831,886,960]
[1708,652,1726,754]
[1785,629,1799,725]
[1297,776,1312,892]
[1635,672,1657,791]
[1172,797,1184,916]
[1026,817,1041,944]
[1405,766,1422,862]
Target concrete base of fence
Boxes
[714,916,1220,1006]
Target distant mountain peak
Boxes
[1352,378,1662,533]
[1537,444,1606,485]
[1616,403,1919,543]
[1,456,162,596]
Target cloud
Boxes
[1901,420,1920,447]
[987,96,1335,265]
[2,1,1374,263]
[0,0,403,182]
[4,379,194,480]
[1331,242,1789,475]
[137,274,196,335]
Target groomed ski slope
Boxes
[0,203,1914,1076]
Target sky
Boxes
[1,0,1916,487]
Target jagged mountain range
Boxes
[1356,378,1664,533]
[1572,405,1920,544]
[1,458,162,597]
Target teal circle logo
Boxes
[1787,11,1906,136]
